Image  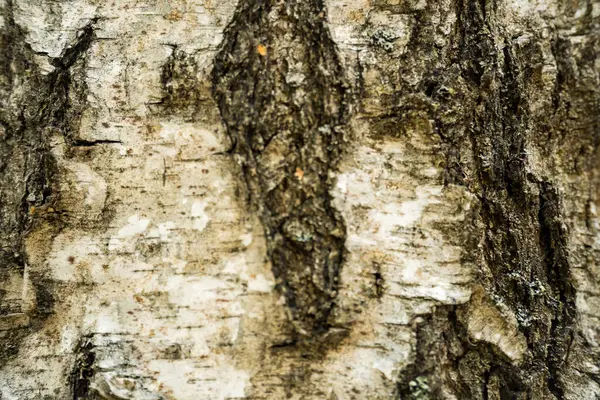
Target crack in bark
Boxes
[212,0,350,337]
[70,336,96,400]
[70,139,122,147]
[46,20,97,145]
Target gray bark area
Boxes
[0,0,599,399]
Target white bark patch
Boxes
[165,276,231,305]
[325,136,475,394]
[191,200,210,231]
[13,0,97,58]
[247,274,274,293]
[117,214,151,238]
[147,357,249,400]
[47,234,103,282]
[157,221,176,241]
[71,163,108,207]
[240,233,253,247]
[224,254,275,293]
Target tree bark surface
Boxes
[0,0,599,399]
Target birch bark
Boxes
[0,0,598,399]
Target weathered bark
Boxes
[0,0,598,399]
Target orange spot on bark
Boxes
[257,44,267,56]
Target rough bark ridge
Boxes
[393,1,596,399]
[0,0,94,364]
[213,0,350,337]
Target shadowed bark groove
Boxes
[213,0,350,337]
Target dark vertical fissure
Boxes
[538,183,577,399]
[212,0,350,337]
[453,1,576,396]
[69,337,96,400]
[46,21,96,145]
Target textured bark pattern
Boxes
[0,0,89,363]
[0,0,599,399]
[213,0,349,336]
[369,1,596,398]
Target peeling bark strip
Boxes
[0,0,94,364]
[213,0,349,335]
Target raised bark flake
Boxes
[213,0,350,337]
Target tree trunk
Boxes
[0,0,598,398]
